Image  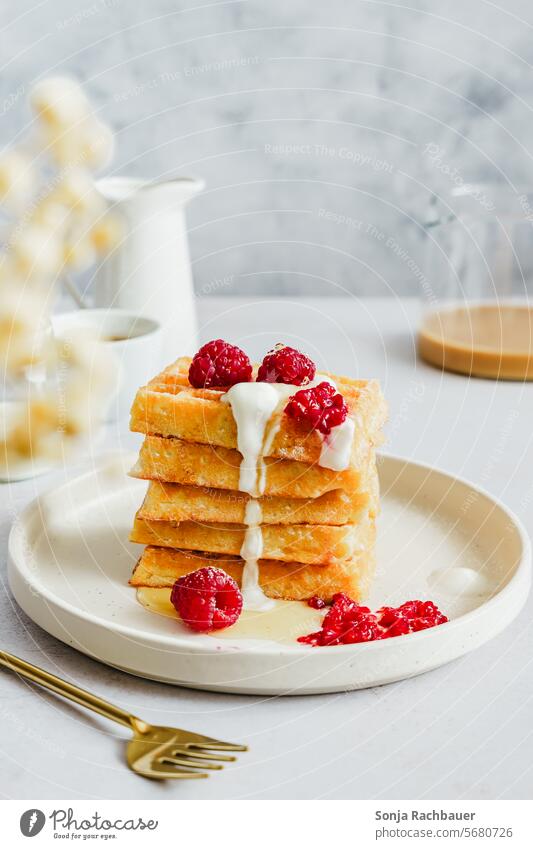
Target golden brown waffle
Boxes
[131,435,370,498]
[131,513,374,566]
[130,356,387,465]
[136,469,378,527]
[130,541,376,602]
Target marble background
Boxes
[2,0,533,296]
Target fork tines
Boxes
[155,738,247,778]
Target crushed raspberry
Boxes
[257,344,316,385]
[284,381,348,435]
[378,600,447,636]
[188,339,252,389]
[307,595,326,610]
[299,593,381,646]
[170,567,243,632]
[298,594,447,646]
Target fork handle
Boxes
[0,649,145,731]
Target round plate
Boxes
[8,453,531,695]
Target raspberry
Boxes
[284,381,348,436]
[307,595,326,610]
[298,595,447,646]
[342,617,382,644]
[377,600,448,638]
[377,608,411,638]
[188,339,252,389]
[257,344,316,385]
[170,567,243,632]
[298,593,377,646]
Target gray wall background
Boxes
[2,0,533,296]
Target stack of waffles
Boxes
[129,356,387,606]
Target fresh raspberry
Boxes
[284,381,348,435]
[188,339,252,389]
[307,595,326,610]
[257,344,316,385]
[170,567,243,632]
[298,595,447,646]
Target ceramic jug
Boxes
[93,176,204,365]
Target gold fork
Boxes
[0,649,247,779]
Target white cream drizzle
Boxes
[318,417,356,471]
[221,381,300,497]
[221,374,355,610]
[240,499,273,610]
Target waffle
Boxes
[130,357,387,464]
[136,462,379,526]
[131,435,369,498]
[130,541,376,602]
[131,513,375,566]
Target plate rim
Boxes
[7,451,532,657]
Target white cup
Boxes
[52,309,162,422]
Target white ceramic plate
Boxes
[8,453,531,695]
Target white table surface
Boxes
[1,296,532,801]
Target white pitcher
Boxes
[93,176,204,365]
